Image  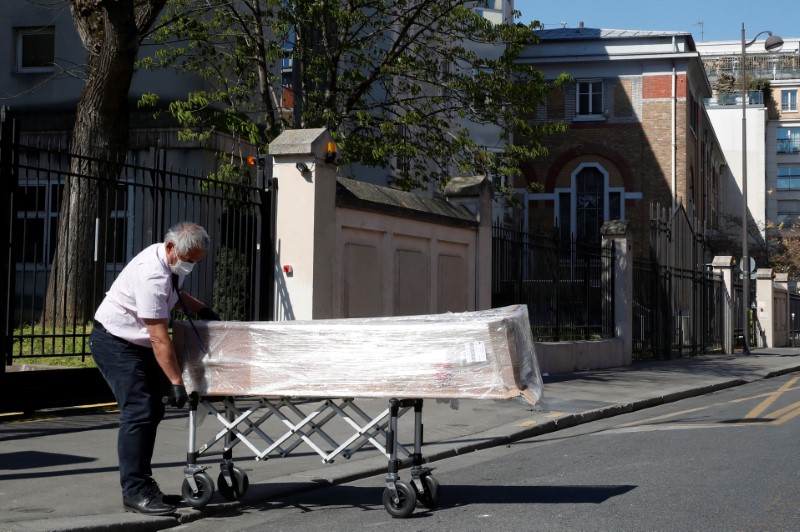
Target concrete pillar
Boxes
[601,220,632,365]
[774,272,790,347]
[711,256,736,354]
[269,128,336,320]
[755,268,774,348]
[444,175,492,310]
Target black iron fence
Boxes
[492,225,615,341]
[632,259,667,359]
[1,114,273,366]
[790,293,800,346]
[631,203,726,360]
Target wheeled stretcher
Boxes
[173,305,542,517]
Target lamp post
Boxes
[740,23,783,353]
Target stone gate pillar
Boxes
[601,220,632,365]
[711,256,735,354]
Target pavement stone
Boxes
[2,348,799,532]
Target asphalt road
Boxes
[172,374,800,531]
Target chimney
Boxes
[579,21,584,28]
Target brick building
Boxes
[514,27,732,259]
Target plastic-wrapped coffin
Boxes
[174,304,543,406]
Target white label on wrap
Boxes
[464,341,487,364]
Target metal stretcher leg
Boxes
[217,398,250,501]
[181,393,215,508]
[408,399,439,508]
[381,399,418,518]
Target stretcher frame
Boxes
[180,393,439,517]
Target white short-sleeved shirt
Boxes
[94,243,184,347]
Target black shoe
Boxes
[144,477,183,505]
[123,491,176,516]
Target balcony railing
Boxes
[702,52,800,84]
[703,91,764,108]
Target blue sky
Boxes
[514,0,799,43]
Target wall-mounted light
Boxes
[296,162,310,174]
[325,141,337,163]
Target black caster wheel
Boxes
[217,467,249,501]
[181,472,215,508]
[414,474,440,509]
[382,480,416,518]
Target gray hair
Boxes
[165,222,210,255]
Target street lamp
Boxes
[740,23,783,353]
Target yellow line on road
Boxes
[745,376,800,419]
[618,405,710,427]
[769,401,800,425]
[515,420,538,427]
[0,402,119,423]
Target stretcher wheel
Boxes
[217,467,249,501]
[382,481,416,518]
[414,474,440,509]
[182,472,215,508]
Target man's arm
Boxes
[144,318,183,385]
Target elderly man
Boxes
[90,222,219,515]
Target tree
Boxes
[43,0,167,326]
[139,0,568,191]
[707,213,800,278]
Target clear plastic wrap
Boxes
[174,304,542,405]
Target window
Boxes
[577,80,603,116]
[15,27,55,73]
[777,200,800,228]
[782,90,798,112]
[533,163,641,244]
[575,167,604,242]
[558,191,570,240]
[777,127,800,153]
[777,166,800,190]
[14,180,62,265]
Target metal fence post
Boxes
[0,107,18,370]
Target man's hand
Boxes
[166,384,188,408]
[197,307,220,321]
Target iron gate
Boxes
[1,112,274,366]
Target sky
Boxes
[514,0,800,43]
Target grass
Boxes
[11,323,97,368]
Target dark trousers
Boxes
[90,325,166,497]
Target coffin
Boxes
[174,305,542,405]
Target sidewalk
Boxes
[2,348,800,532]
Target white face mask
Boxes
[170,259,195,276]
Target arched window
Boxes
[528,162,640,240]
[575,166,604,242]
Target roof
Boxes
[535,27,691,41]
[335,178,478,228]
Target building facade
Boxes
[514,28,731,259]
[697,38,800,249]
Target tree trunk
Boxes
[41,0,165,327]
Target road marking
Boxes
[603,423,738,434]
[545,412,565,419]
[616,379,800,429]
[515,420,537,427]
[0,402,119,423]
[769,401,800,425]
[618,405,709,427]
[745,376,800,420]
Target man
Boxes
[90,222,220,515]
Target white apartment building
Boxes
[697,39,800,246]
